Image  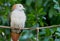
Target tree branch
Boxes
[0,24,60,30]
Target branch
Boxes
[0,24,60,30]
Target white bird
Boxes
[10,4,26,41]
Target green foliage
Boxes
[0,0,60,41]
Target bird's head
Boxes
[12,4,25,11]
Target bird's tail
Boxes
[11,32,20,41]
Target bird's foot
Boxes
[12,27,15,29]
[19,27,24,30]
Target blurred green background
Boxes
[0,0,60,41]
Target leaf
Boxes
[57,27,60,32]
[49,38,54,41]
[38,8,46,16]
[49,7,57,18]
[43,37,49,41]
[39,18,44,26]
[36,0,42,7]
[45,28,51,36]
[55,38,60,41]
[26,0,33,6]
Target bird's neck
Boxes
[14,9,24,12]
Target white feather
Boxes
[11,4,26,41]
[11,10,26,28]
[11,4,26,29]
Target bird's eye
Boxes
[19,6,21,7]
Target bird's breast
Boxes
[11,11,26,23]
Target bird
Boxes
[10,4,26,41]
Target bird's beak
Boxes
[23,8,25,10]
